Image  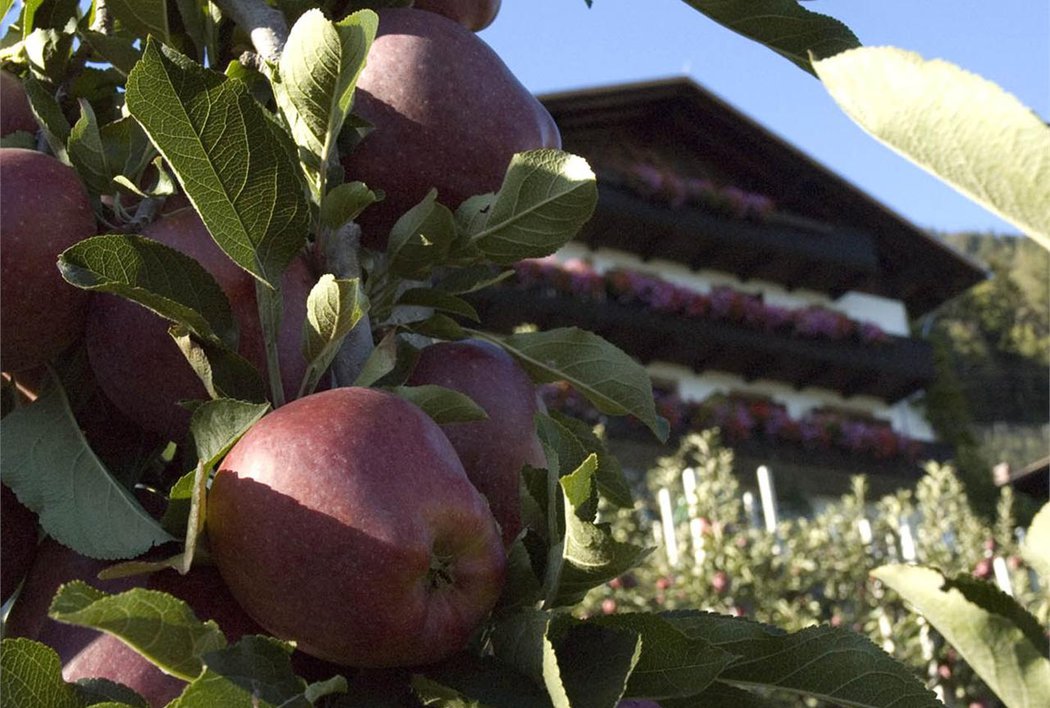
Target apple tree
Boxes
[0,1,1045,707]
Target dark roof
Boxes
[539,77,987,317]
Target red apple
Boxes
[407,339,546,546]
[85,208,316,441]
[0,148,95,372]
[0,71,37,136]
[342,8,561,248]
[3,539,142,662]
[62,565,267,707]
[206,387,507,667]
[1,482,39,602]
[412,0,501,31]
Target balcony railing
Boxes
[468,287,935,403]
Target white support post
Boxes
[856,518,874,546]
[756,465,779,534]
[657,487,679,567]
[993,556,1015,596]
[898,519,917,562]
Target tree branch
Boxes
[213,0,289,64]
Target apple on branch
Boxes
[342,7,561,249]
[407,338,547,547]
[206,386,507,668]
[0,148,95,372]
[85,208,316,442]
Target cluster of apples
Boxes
[1,0,565,699]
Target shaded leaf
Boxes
[0,371,174,560]
[549,411,632,508]
[22,74,70,160]
[587,612,735,700]
[59,234,237,349]
[680,0,860,75]
[169,636,315,708]
[73,676,150,707]
[49,581,227,681]
[107,0,170,43]
[396,288,479,322]
[320,181,380,230]
[189,399,271,470]
[544,618,641,708]
[472,150,597,264]
[169,326,268,404]
[476,328,669,442]
[391,385,488,424]
[874,564,1050,707]
[814,47,1050,250]
[126,39,310,288]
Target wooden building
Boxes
[472,78,986,506]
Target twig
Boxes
[213,0,289,64]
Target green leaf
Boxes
[551,456,652,607]
[663,682,776,707]
[419,655,551,708]
[408,313,467,341]
[396,288,480,322]
[22,74,70,160]
[49,581,228,681]
[549,411,632,508]
[475,328,669,442]
[189,399,270,470]
[873,564,1050,707]
[680,0,860,75]
[59,234,237,349]
[0,638,84,708]
[543,617,642,708]
[73,676,150,707]
[275,8,378,193]
[435,265,513,296]
[81,29,142,76]
[66,99,111,195]
[351,329,400,387]
[490,610,553,686]
[320,181,380,230]
[0,371,175,560]
[101,116,157,191]
[126,38,310,288]
[169,325,268,404]
[662,610,943,707]
[391,385,488,424]
[588,613,736,701]
[495,536,545,614]
[813,47,1050,251]
[1021,502,1050,581]
[168,636,313,708]
[300,275,369,397]
[472,150,598,264]
[388,193,457,280]
[106,0,170,43]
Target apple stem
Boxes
[213,0,289,64]
[255,280,286,407]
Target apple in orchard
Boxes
[407,339,546,546]
[342,8,561,248]
[0,71,37,136]
[206,387,507,667]
[3,539,142,662]
[1,483,39,602]
[412,0,502,31]
[85,208,316,441]
[62,565,268,708]
[0,148,95,372]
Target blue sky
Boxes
[480,1,1048,236]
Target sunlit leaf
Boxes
[814,47,1050,250]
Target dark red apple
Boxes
[412,0,501,31]
[1,482,39,602]
[3,539,141,662]
[0,148,95,372]
[85,208,316,441]
[0,71,37,136]
[62,565,267,707]
[342,8,561,248]
[407,339,546,546]
[206,387,507,668]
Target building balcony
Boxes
[468,286,935,404]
